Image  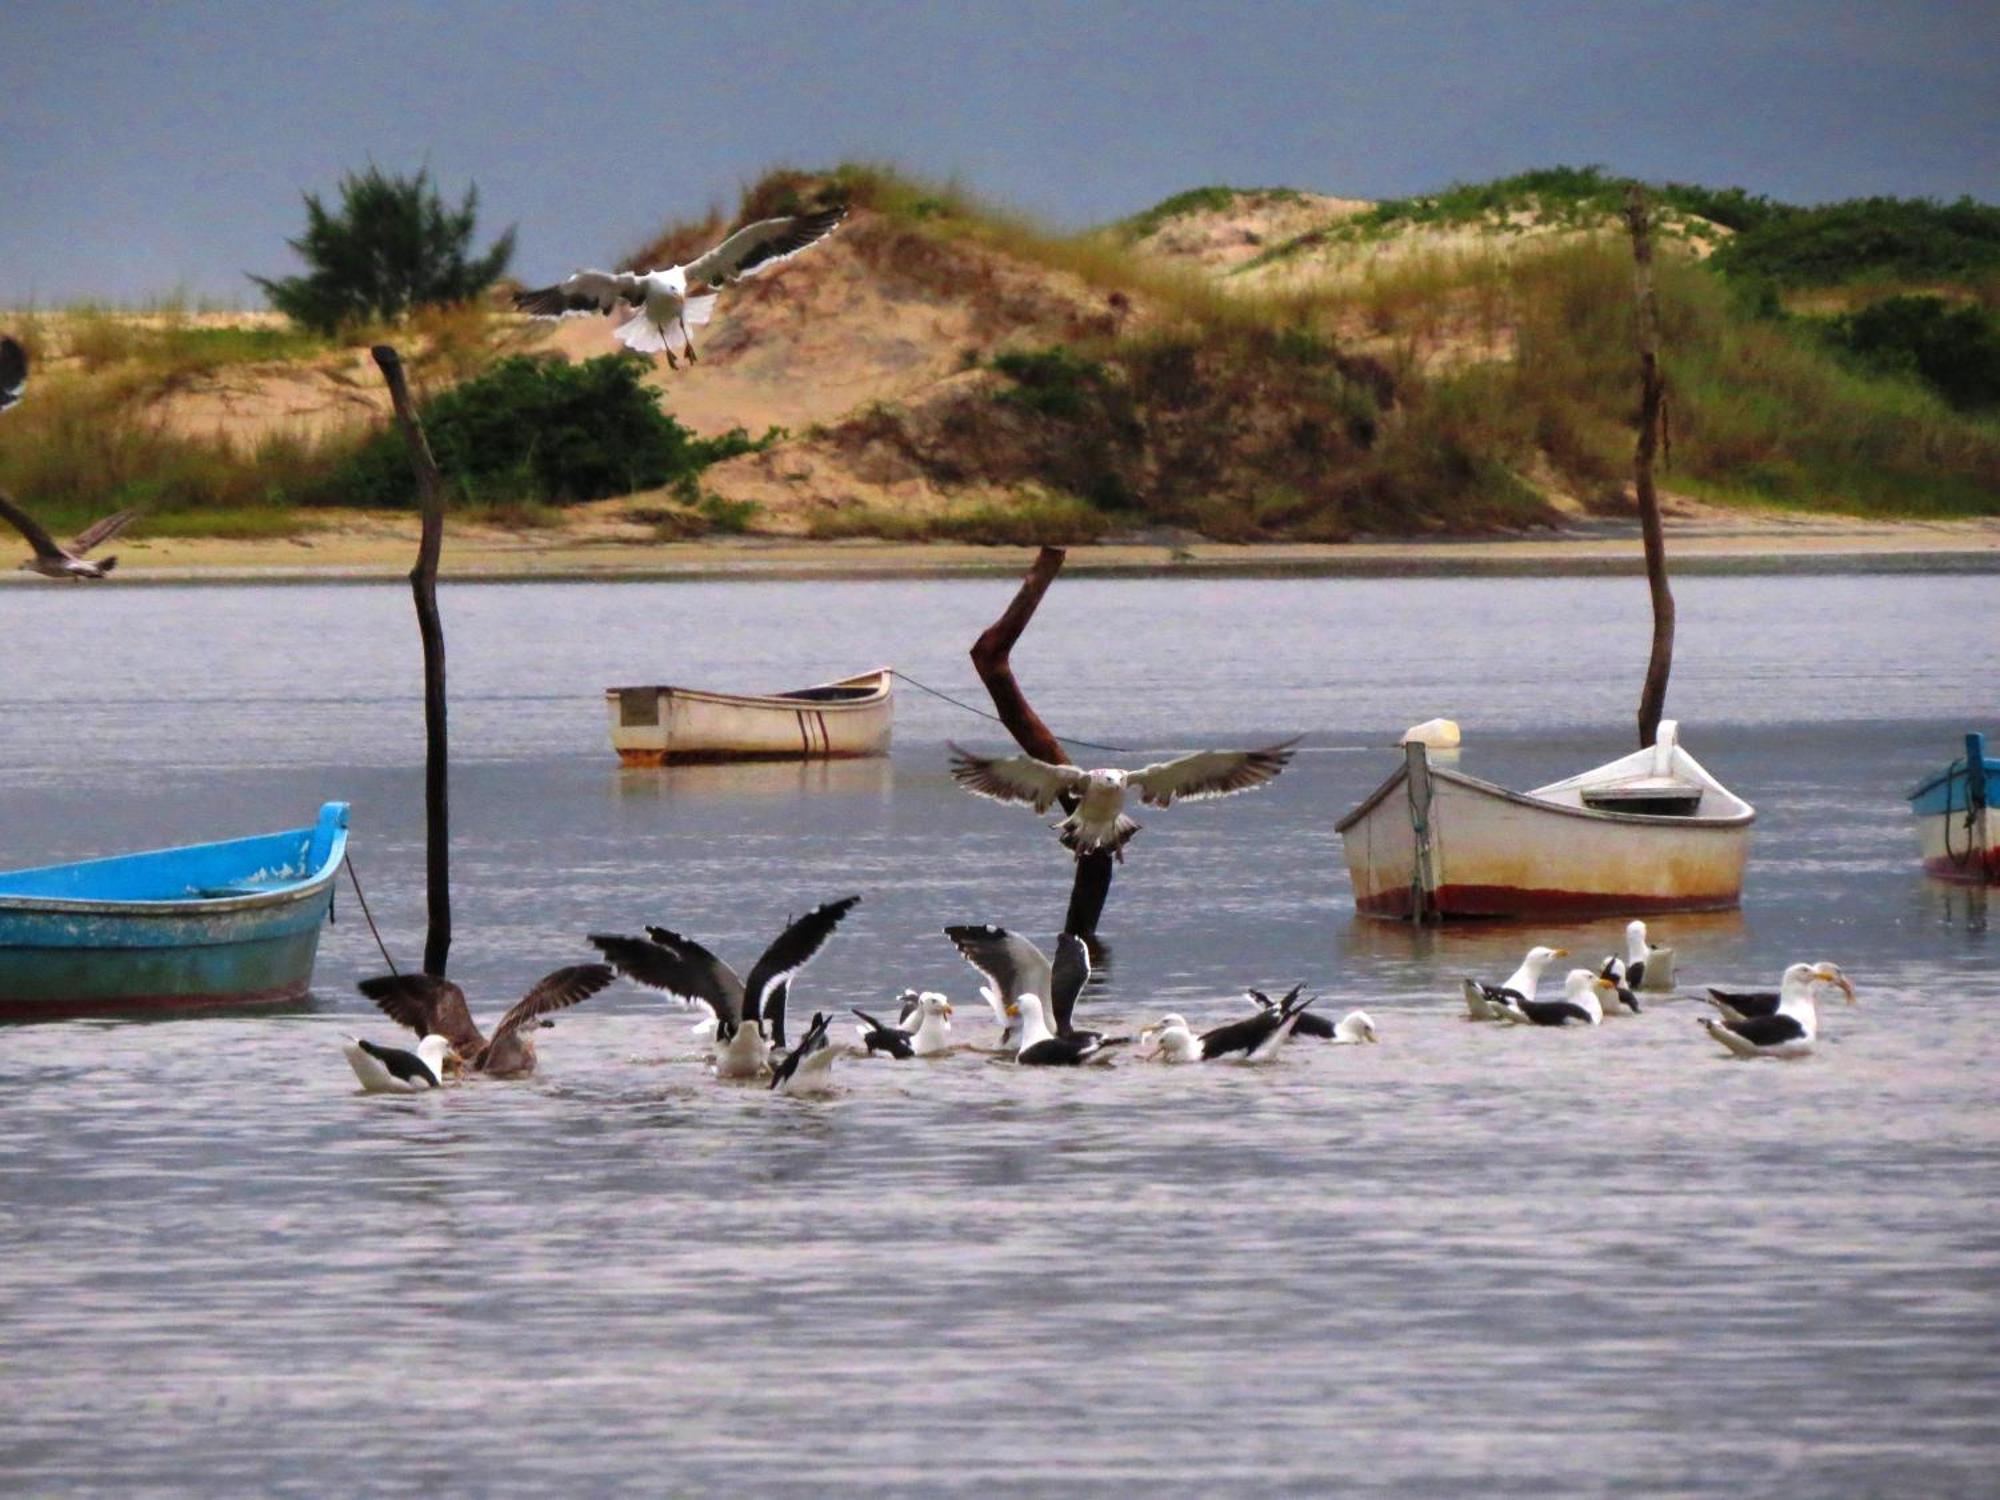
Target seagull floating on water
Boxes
[1703,962,1855,1023]
[1241,990,1378,1043]
[1621,919,1675,991]
[342,1033,454,1094]
[852,1006,918,1059]
[944,923,1109,1052]
[360,964,614,1077]
[591,896,860,1079]
[770,1012,839,1096]
[0,335,25,413]
[1462,946,1565,1020]
[0,493,137,581]
[1144,986,1318,1063]
[947,740,1299,861]
[1006,933,1127,1066]
[1491,968,1613,1027]
[1595,955,1642,1016]
[1700,962,1849,1058]
[513,207,847,369]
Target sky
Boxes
[4,0,1996,305]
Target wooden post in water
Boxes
[969,546,1115,939]
[370,345,452,976]
[1623,185,1675,749]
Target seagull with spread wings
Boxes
[589,895,861,1080]
[512,206,846,369]
[359,964,615,1078]
[947,739,1299,860]
[0,492,138,581]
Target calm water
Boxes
[2,573,1996,1496]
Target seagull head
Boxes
[919,991,953,1020]
[1333,1010,1379,1044]
[1525,946,1567,971]
[1812,962,1857,1004]
[1088,768,1128,791]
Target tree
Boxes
[252,166,515,334]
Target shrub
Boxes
[1712,197,2000,288]
[325,354,773,508]
[252,166,515,335]
[1828,296,2000,409]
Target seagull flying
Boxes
[590,896,861,1079]
[0,492,137,581]
[0,335,25,413]
[947,739,1299,860]
[360,964,614,1078]
[513,207,847,369]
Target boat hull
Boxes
[0,804,346,1019]
[1338,749,1751,921]
[606,668,893,765]
[1908,734,1999,884]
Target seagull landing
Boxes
[947,739,1299,861]
[590,896,861,1079]
[513,207,846,369]
[360,965,614,1078]
[0,492,137,580]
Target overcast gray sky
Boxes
[4,0,1995,305]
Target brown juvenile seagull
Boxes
[0,492,138,580]
[360,964,615,1078]
[947,739,1300,860]
[513,206,846,369]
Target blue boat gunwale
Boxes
[0,803,349,916]
[1906,733,1998,814]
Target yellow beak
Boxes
[1551,948,1569,957]
[1815,966,1857,1004]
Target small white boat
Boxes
[1336,721,1753,921]
[605,667,893,766]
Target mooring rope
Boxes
[343,854,401,976]
[889,668,1134,755]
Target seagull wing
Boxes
[1126,739,1300,808]
[486,963,617,1049]
[69,508,139,556]
[943,925,1051,1010]
[742,895,862,1043]
[683,208,846,287]
[947,744,1087,814]
[0,491,68,561]
[1050,933,1091,1037]
[0,335,25,412]
[513,269,647,318]
[358,973,486,1054]
[589,930,746,1026]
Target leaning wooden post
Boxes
[969,546,1115,938]
[371,345,452,976]
[1623,185,1675,749]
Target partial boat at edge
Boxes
[1336,721,1753,921]
[1907,731,1999,884]
[0,802,348,1020]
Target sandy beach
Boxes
[18,501,1996,584]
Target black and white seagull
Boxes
[1143,985,1319,1063]
[1619,919,1675,991]
[512,207,847,369]
[943,923,1110,1052]
[0,334,26,412]
[1703,962,1856,1023]
[1006,933,1126,1066]
[852,1006,918,1059]
[1596,955,1642,1015]
[1700,962,1849,1058]
[1491,968,1614,1027]
[1462,945,1566,1020]
[359,964,615,1078]
[1240,989,1379,1043]
[770,1012,839,1096]
[0,492,137,581]
[590,896,861,1079]
[341,1033,454,1094]
[946,739,1299,860]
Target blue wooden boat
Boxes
[0,802,349,1019]
[1907,733,1999,884]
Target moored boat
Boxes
[1907,732,1999,883]
[605,667,893,765]
[1336,721,1753,921]
[0,802,349,1019]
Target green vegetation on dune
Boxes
[1111,185,1309,244]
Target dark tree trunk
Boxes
[370,346,452,975]
[968,546,1115,937]
[1623,187,1675,749]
